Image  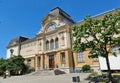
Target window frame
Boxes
[61,52,66,63]
[27,59,31,67]
[50,39,54,50]
[46,41,49,51]
[77,52,84,63]
[112,46,120,54]
[55,38,59,49]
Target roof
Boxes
[42,7,75,23]
[77,8,120,24]
[20,37,36,44]
[7,36,29,48]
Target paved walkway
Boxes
[0,73,90,83]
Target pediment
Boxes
[42,14,54,26]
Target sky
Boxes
[0,0,120,58]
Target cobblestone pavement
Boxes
[0,73,90,83]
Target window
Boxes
[46,40,49,51]
[38,57,41,68]
[46,23,56,32]
[112,46,120,54]
[50,39,54,50]
[27,59,31,67]
[55,38,59,49]
[93,58,99,61]
[77,52,84,62]
[61,52,65,63]
[39,42,42,51]
[61,35,65,46]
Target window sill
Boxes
[77,61,85,63]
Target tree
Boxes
[72,11,120,82]
[6,55,28,75]
[0,58,7,74]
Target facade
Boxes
[7,7,75,73]
[7,7,120,73]
[73,8,120,72]
[7,36,29,58]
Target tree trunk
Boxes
[105,55,113,82]
[72,52,75,73]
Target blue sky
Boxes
[0,0,120,58]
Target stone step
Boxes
[29,70,55,76]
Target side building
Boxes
[7,36,29,58]
[72,8,120,72]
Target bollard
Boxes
[72,76,80,83]
[76,76,80,82]
[3,73,6,79]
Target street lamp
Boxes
[10,49,14,57]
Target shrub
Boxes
[82,64,91,72]
[26,67,35,73]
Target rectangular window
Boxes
[93,58,99,61]
[112,46,120,54]
[61,52,65,63]
[77,52,84,62]
[27,59,31,67]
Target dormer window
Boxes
[46,23,56,32]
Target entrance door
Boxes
[38,57,41,69]
[49,55,55,69]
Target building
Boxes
[73,8,120,72]
[7,36,29,58]
[7,7,75,73]
[7,7,120,73]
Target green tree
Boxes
[0,58,7,74]
[6,55,28,75]
[72,11,120,82]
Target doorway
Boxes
[49,55,55,69]
[38,57,41,69]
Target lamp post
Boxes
[10,49,14,57]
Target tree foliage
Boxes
[0,55,28,75]
[0,58,7,74]
[72,11,120,82]
[72,12,120,58]
[82,64,91,72]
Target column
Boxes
[35,55,38,71]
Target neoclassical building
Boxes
[7,7,120,73]
[7,7,75,73]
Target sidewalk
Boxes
[0,73,90,83]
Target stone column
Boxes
[41,55,44,70]
[35,55,38,71]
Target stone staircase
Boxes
[28,70,55,76]
[28,69,67,76]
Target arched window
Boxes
[55,38,59,49]
[39,42,42,51]
[61,35,65,46]
[46,23,56,32]
[46,40,49,51]
[50,39,54,50]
